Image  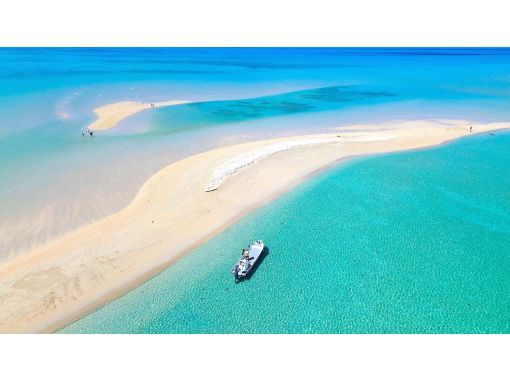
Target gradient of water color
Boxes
[62,131,510,334]
[2,48,510,258]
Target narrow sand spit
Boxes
[88,100,188,131]
[205,134,392,191]
[0,120,508,333]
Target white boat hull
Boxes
[231,240,265,282]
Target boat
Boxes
[231,240,265,282]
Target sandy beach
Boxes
[88,100,188,131]
[0,119,508,333]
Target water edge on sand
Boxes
[62,130,510,334]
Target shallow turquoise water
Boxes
[62,131,510,334]
[1,49,509,331]
[2,48,510,257]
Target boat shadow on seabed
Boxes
[234,246,270,283]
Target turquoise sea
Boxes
[1,48,509,333]
[62,131,510,334]
[2,48,510,258]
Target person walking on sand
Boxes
[470,126,473,133]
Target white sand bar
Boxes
[205,134,392,191]
[88,100,189,131]
[0,120,508,333]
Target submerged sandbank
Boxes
[0,120,508,333]
[88,100,188,131]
